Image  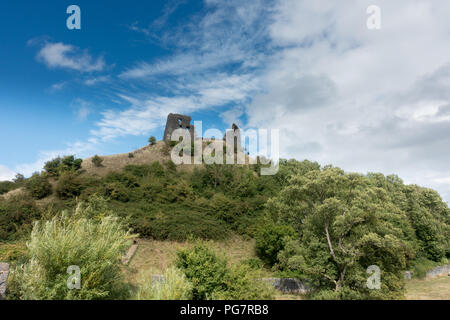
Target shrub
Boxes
[135,267,193,300]
[92,155,103,167]
[14,207,134,300]
[128,153,134,158]
[255,224,296,266]
[132,210,230,241]
[176,244,229,299]
[176,244,274,300]
[0,195,41,241]
[25,173,52,199]
[211,264,274,300]
[0,181,15,195]
[148,136,157,146]
[56,172,82,199]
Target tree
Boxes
[13,173,25,183]
[149,136,157,146]
[92,155,103,167]
[269,167,414,299]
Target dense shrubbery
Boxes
[255,224,296,266]
[55,172,83,199]
[176,243,274,300]
[25,173,52,199]
[1,155,449,300]
[0,195,41,241]
[10,204,134,300]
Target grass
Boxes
[123,236,271,285]
[405,276,450,300]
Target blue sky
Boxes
[2,1,450,202]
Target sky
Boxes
[1,0,450,202]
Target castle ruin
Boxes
[163,113,195,142]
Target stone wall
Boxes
[262,278,311,294]
[426,265,450,279]
[0,262,9,300]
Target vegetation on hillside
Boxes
[0,143,449,300]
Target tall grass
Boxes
[11,204,135,300]
[135,267,193,300]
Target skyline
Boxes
[2,0,450,202]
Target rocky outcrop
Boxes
[0,262,9,300]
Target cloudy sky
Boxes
[1,0,450,201]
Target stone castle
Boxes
[163,113,242,151]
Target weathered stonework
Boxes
[0,262,9,300]
[163,113,195,142]
[224,123,243,158]
[426,265,450,279]
[262,278,311,294]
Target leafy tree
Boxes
[148,136,157,145]
[269,167,414,299]
[13,173,25,183]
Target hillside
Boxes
[0,139,449,300]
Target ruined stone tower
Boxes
[163,113,195,142]
[224,123,242,152]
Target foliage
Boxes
[56,172,83,199]
[25,173,52,200]
[269,167,416,299]
[0,195,41,241]
[0,181,16,195]
[176,243,228,299]
[135,267,193,300]
[148,136,157,146]
[255,223,296,266]
[13,205,134,300]
[176,243,274,300]
[44,156,82,176]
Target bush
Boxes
[0,195,41,241]
[176,244,229,299]
[255,224,296,266]
[92,155,103,167]
[128,153,134,158]
[25,173,52,199]
[176,244,274,300]
[132,210,230,241]
[13,207,134,300]
[135,267,193,300]
[148,136,157,146]
[56,172,82,199]
[0,181,15,195]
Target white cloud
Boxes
[0,165,15,181]
[243,0,450,202]
[36,42,106,72]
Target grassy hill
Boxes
[0,139,449,300]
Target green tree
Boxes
[269,167,414,299]
[148,136,157,146]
